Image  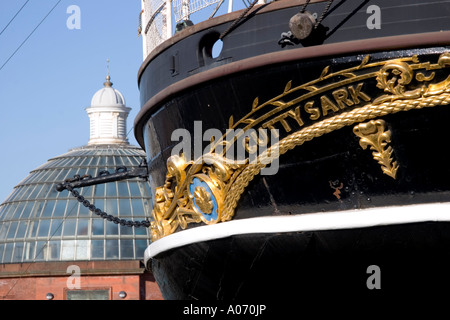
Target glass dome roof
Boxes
[0,144,152,263]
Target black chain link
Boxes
[65,181,150,229]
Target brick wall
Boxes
[0,261,163,300]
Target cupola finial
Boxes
[104,58,112,87]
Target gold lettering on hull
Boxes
[150,52,450,241]
[262,83,372,136]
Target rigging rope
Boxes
[315,0,334,29]
[219,0,260,39]
[300,0,311,13]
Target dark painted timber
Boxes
[135,0,450,300]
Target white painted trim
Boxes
[144,202,450,262]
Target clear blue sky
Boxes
[0,0,144,202]
[0,0,244,203]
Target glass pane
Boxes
[63,220,76,236]
[71,158,82,166]
[3,243,13,263]
[16,186,31,200]
[0,243,4,263]
[143,182,152,196]
[50,219,63,237]
[77,219,89,236]
[61,240,75,260]
[94,184,105,197]
[42,201,55,218]
[114,156,123,166]
[29,221,39,237]
[79,157,91,166]
[14,186,27,201]
[46,184,59,199]
[129,183,140,196]
[78,202,90,217]
[63,169,78,183]
[66,290,109,300]
[12,242,24,262]
[91,240,104,259]
[120,239,134,259]
[29,184,42,198]
[44,170,61,183]
[98,156,107,166]
[37,220,50,238]
[20,202,36,219]
[90,157,100,166]
[7,221,18,239]
[105,221,118,235]
[135,239,148,258]
[10,202,25,219]
[65,200,80,218]
[92,219,104,236]
[76,240,89,260]
[0,222,8,239]
[105,239,119,259]
[53,200,68,217]
[104,199,117,215]
[1,205,12,220]
[34,241,47,261]
[117,182,129,197]
[16,221,28,238]
[54,169,70,182]
[24,241,35,261]
[48,240,61,260]
[31,201,44,219]
[0,204,8,219]
[6,189,20,202]
[119,224,133,236]
[134,225,148,236]
[3,203,17,220]
[79,185,94,199]
[105,182,117,197]
[131,199,145,216]
[118,199,131,217]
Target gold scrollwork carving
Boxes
[150,52,450,241]
[353,120,398,179]
[150,153,234,241]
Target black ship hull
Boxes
[150,222,450,300]
[135,0,450,300]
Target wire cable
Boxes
[0,0,31,37]
[0,0,63,72]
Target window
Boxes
[66,289,110,300]
[48,240,61,260]
[0,146,154,263]
[91,239,104,259]
[76,240,89,260]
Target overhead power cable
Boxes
[0,0,31,37]
[0,0,63,72]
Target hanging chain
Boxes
[57,161,151,228]
[66,183,150,228]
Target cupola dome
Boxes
[85,75,131,145]
[90,76,126,107]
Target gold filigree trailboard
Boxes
[150,53,450,241]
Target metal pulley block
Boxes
[289,11,316,40]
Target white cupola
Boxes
[85,74,131,145]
